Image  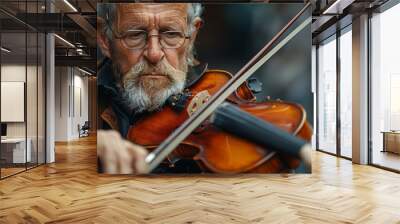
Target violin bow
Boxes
[144,3,312,173]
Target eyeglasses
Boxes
[111,28,190,50]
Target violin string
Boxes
[144,3,312,173]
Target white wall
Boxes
[1,65,40,138]
[1,64,25,132]
[1,65,26,139]
[72,73,89,138]
[54,67,89,141]
[55,66,69,141]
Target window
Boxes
[317,36,337,154]
[370,3,400,171]
[0,0,47,179]
[339,27,352,158]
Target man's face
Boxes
[113,4,189,73]
[104,3,196,112]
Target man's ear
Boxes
[97,17,112,58]
[189,17,203,44]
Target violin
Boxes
[127,70,312,173]
[127,3,312,173]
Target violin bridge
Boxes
[187,90,211,117]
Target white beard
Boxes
[118,58,187,113]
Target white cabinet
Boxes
[1,138,32,163]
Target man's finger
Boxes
[125,141,148,174]
[118,141,134,174]
[99,130,120,174]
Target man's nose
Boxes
[143,35,164,65]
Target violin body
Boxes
[127,70,312,173]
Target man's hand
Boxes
[97,130,148,174]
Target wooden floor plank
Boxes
[0,135,399,223]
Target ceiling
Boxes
[0,0,97,72]
[0,0,394,73]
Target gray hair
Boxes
[98,3,203,39]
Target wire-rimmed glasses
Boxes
[111,28,190,50]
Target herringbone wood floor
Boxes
[1,135,400,224]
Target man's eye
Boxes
[125,31,146,39]
[162,31,182,38]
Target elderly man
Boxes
[97,3,204,174]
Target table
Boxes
[382,131,400,154]
[1,138,31,164]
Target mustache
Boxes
[123,59,180,83]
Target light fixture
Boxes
[75,42,82,46]
[322,0,355,15]
[77,67,93,76]
[75,48,87,56]
[322,0,343,15]
[63,0,78,12]
[54,34,75,48]
[1,47,11,53]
